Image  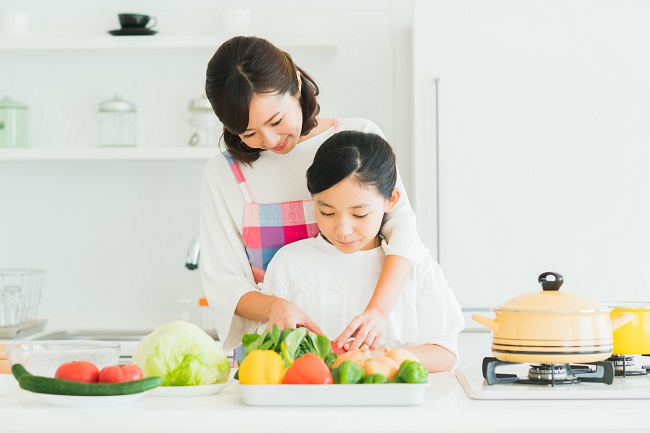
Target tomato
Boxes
[98,364,144,383]
[283,353,333,385]
[330,341,348,355]
[54,361,99,383]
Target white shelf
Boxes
[0,34,338,52]
[0,147,220,161]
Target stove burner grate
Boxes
[482,357,615,386]
[607,355,650,377]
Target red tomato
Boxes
[283,353,334,385]
[55,361,99,383]
[330,341,348,355]
[98,364,144,383]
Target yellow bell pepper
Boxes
[237,350,285,385]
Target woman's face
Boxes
[314,177,399,254]
[238,91,303,154]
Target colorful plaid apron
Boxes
[224,121,341,283]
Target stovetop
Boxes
[456,356,650,400]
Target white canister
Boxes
[188,93,221,147]
[97,94,137,147]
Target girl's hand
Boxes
[335,309,386,351]
[268,297,325,335]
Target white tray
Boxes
[239,382,430,406]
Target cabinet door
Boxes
[413,0,650,307]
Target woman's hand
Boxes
[334,309,387,351]
[268,297,325,335]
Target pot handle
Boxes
[538,272,564,291]
[471,314,499,332]
[610,312,634,331]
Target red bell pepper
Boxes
[282,353,334,385]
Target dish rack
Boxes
[0,269,46,339]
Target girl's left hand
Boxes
[334,309,386,351]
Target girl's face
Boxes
[238,91,303,154]
[314,177,400,254]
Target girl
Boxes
[259,131,465,372]
[200,36,428,351]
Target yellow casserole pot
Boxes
[472,272,633,364]
[608,302,650,355]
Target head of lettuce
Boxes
[133,320,230,386]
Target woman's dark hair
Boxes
[205,36,320,165]
[307,131,397,199]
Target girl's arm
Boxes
[335,255,412,350]
[400,344,458,373]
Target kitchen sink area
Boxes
[30,329,155,361]
[34,330,153,342]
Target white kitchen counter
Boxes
[2,331,649,433]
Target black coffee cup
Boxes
[118,13,157,29]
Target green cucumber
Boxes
[12,363,163,396]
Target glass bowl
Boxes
[6,341,120,377]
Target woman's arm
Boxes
[199,158,262,350]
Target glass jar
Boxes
[188,93,221,147]
[0,97,28,148]
[97,94,137,147]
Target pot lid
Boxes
[607,301,650,310]
[494,272,610,313]
[0,97,28,109]
[98,94,136,112]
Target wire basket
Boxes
[0,269,46,330]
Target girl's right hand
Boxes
[267,298,325,335]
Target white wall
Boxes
[413,0,650,308]
[0,0,414,330]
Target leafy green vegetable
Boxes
[133,320,230,386]
[281,327,307,366]
[241,325,334,368]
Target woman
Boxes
[201,36,428,351]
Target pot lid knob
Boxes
[538,272,564,292]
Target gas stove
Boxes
[456,355,650,399]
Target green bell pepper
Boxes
[332,360,365,384]
[393,360,428,384]
[362,373,389,384]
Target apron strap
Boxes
[223,151,254,204]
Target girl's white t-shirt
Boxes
[259,235,465,357]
